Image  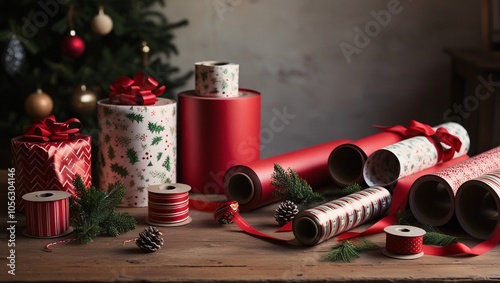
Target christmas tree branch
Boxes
[271,164,325,210]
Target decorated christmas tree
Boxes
[0,0,191,143]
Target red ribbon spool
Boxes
[383,225,426,259]
[22,190,72,238]
[146,183,192,227]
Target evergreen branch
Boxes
[271,164,325,209]
[70,175,136,244]
[323,183,364,200]
[322,239,380,263]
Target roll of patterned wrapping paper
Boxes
[328,131,404,186]
[409,145,500,227]
[97,98,177,207]
[223,139,350,211]
[292,186,391,246]
[177,89,260,195]
[22,190,72,238]
[195,61,239,98]
[363,122,469,187]
[455,168,500,240]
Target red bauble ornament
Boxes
[60,30,85,59]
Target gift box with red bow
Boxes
[11,115,92,213]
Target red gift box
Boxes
[10,116,92,212]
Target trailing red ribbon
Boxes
[375,120,462,163]
[24,115,82,142]
[109,72,165,105]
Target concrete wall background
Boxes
[162,0,481,158]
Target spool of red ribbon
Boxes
[22,190,72,238]
[383,225,426,259]
[146,183,192,227]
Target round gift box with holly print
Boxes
[97,98,176,207]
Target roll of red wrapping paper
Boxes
[22,190,72,238]
[383,225,426,259]
[223,139,350,211]
[455,168,500,240]
[146,183,192,227]
[178,89,260,195]
[328,131,404,186]
[292,186,391,246]
[409,145,500,227]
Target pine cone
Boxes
[136,226,164,252]
[274,200,299,226]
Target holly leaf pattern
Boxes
[164,155,171,172]
[125,113,144,123]
[126,148,139,164]
[111,163,128,177]
[151,136,162,146]
[148,122,165,134]
[107,145,115,160]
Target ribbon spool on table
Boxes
[22,190,73,238]
[146,183,192,227]
[383,225,426,259]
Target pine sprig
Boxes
[323,183,363,199]
[395,209,458,247]
[322,239,380,263]
[70,175,136,244]
[271,164,325,209]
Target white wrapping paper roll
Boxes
[195,61,239,97]
[363,122,469,187]
[97,98,177,207]
[455,168,500,240]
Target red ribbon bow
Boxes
[24,115,82,142]
[109,72,165,105]
[375,120,462,163]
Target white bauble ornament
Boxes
[91,8,113,36]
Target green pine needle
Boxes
[323,183,364,199]
[322,239,380,263]
[70,175,136,244]
[271,164,325,209]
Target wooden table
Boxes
[2,172,500,282]
[444,48,500,155]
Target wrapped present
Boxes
[11,115,92,213]
[98,72,176,207]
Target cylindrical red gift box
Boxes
[178,89,260,194]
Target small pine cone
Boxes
[136,226,164,252]
[274,200,299,226]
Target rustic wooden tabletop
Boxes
[1,171,500,283]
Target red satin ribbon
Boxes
[375,120,462,163]
[109,72,165,105]
[24,115,81,142]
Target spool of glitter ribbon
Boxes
[22,190,72,238]
[383,225,426,259]
[146,183,192,227]
[292,187,391,246]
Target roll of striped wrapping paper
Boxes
[22,190,72,238]
[292,186,391,246]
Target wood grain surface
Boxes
[1,170,500,282]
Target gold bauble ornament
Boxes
[71,84,97,115]
[91,7,113,36]
[25,89,54,119]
